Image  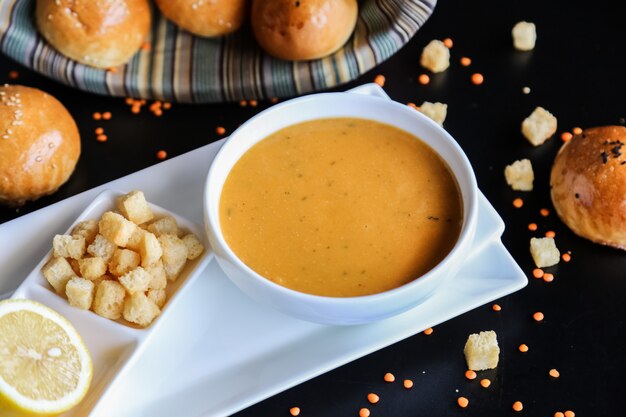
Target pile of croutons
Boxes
[42,191,204,327]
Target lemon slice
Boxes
[0,299,93,416]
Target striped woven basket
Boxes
[0,0,435,103]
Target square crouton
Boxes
[504,159,534,191]
[108,248,140,277]
[93,280,126,320]
[159,234,188,281]
[125,227,146,251]
[77,257,107,280]
[52,234,85,260]
[182,234,204,260]
[117,190,154,225]
[118,267,151,294]
[123,292,161,327]
[147,216,179,237]
[512,21,536,51]
[147,289,167,309]
[464,330,500,371]
[138,232,162,267]
[530,237,560,268]
[420,39,450,73]
[87,234,117,262]
[91,274,112,288]
[65,277,95,310]
[146,261,167,290]
[42,256,76,294]
[71,220,99,245]
[522,107,557,146]
[99,211,137,247]
[419,101,448,126]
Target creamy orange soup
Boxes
[219,118,462,297]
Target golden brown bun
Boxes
[550,126,626,250]
[155,0,246,37]
[0,85,80,206]
[251,0,358,61]
[36,0,151,68]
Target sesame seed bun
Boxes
[35,0,151,68]
[550,126,626,250]
[0,85,80,206]
[154,0,247,38]
[251,0,358,61]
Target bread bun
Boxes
[550,126,626,250]
[251,0,358,61]
[155,0,246,38]
[36,0,151,68]
[0,85,80,206]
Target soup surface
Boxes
[219,118,462,297]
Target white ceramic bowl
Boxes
[204,92,478,325]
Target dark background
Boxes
[2,0,625,415]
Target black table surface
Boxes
[2,0,625,415]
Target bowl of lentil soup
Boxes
[204,91,479,325]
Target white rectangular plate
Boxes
[0,84,526,417]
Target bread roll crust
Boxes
[251,0,358,61]
[155,0,246,38]
[0,85,80,206]
[550,126,626,250]
[36,0,151,68]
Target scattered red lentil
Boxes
[125,97,134,105]
[479,379,491,388]
[492,304,502,312]
[156,150,167,160]
[512,401,523,412]
[216,126,226,135]
[96,134,107,142]
[8,70,19,79]
[374,74,386,87]
[418,74,430,85]
[102,111,112,120]
[423,327,434,335]
[540,208,550,217]
[460,57,472,66]
[163,102,172,110]
[107,67,118,74]
[564,411,575,417]
[549,368,560,378]
[572,127,583,135]
[383,372,395,383]
[543,273,554,283]
[93,112,102,120]
[290,406,300,416]
[518,344,529,353]
[465,370,477,380]
[457,397,469,408]
[359,408,370,417]
[239,100,248,107]
[528,223,538,231]
[249,99,258,107]
[562,253,571,262]
[367,393,379,404]
[403,379,414,389]
[470,73,484,85]
[95,127,104,135]
[532,268,544,279]
[443,38,453,48]
[545,230,556,238]
[407,102,419,110]
[513,198,524,208]
[533,312,544,322]
[270,97,279,103]
[140,42,151,51]
[561,132,573,142]
[554,412,565,417]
